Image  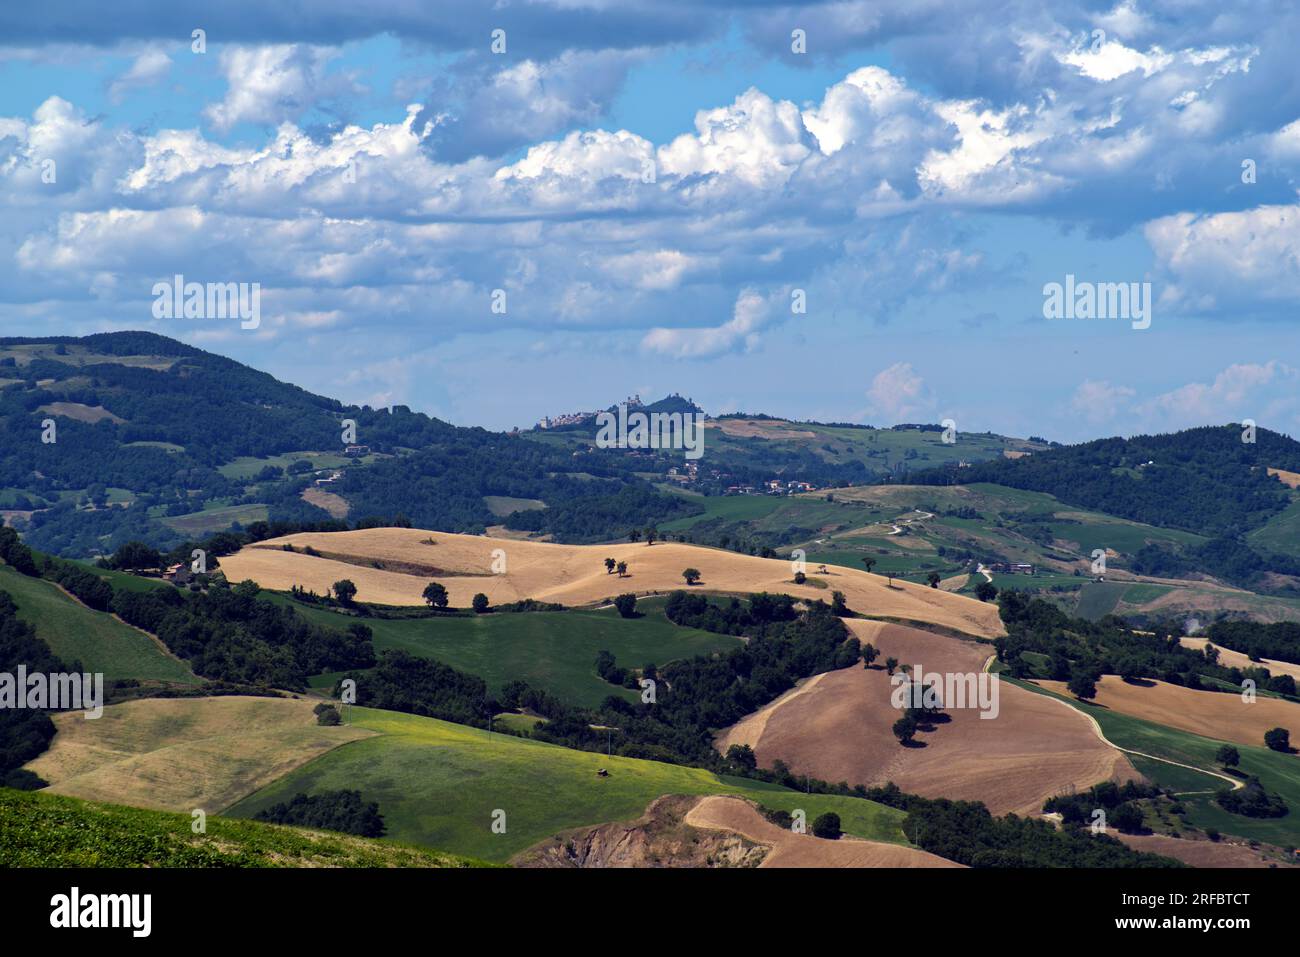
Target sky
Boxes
[0,1,1297,442]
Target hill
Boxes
[0,332,696,558]
[217,526,1006,638]
[27,696,374,813]
[0,786,480,868]
[225,705,911,863]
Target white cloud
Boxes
[205,45,357,132]
[640,289,777,358]
[1070,379,1136,424]
[865,362,934,422]
[108,50,171,103]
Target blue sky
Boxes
[0,1,1297,442]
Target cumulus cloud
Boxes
[1145,206,1300,316]
[1070,379,1136,424]
[108,50,171,103]
[640,289,778,358]
[205,45,359,132]
[864,362,935,422]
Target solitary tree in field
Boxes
[616,560,627,578]
[861,557,876,575]
[422,581,449,609]
[604,557,616,574]
[812,812,842,840]
[862,642,879,669]
[886,573,895,587]
[333,579,357,605]
[1265,727,1291,753]
[927,571,941,589]
[793,571,806,584]
[1068,671,1098,701]
[472,593,489,614]
[682,567,701,585]
[885,656,899,676]
[614,593,637,618]
[645,527,657,545]
[892,714,917,745]
[1215,745,1240,768]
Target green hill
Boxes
[279,596,738,708]
[0,787,481,868]
[0,563,198,685]
[227,706,909,863]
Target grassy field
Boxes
[0,787,481,867]
[217,451,352,480]
[0,564,198,684]
[274,595,739,707]
[162,503,269,535]
[482,495,545,517]
[227,706,909,863]
[1073,581,1129,619]
[1249,494,1300,558]
[658,493,785,532]
[1015,679,1300,847]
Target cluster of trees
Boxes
[899,796,1181,868]
[1216,777,1288,819]
[910,425,1300,538]
[993,589,1286,695]
[113,580,376,689]
[0,589,75,789]
[664,590,797,635]
[1130,536,1300,594]
[1042,780,1163,834]
[253,790,385,838]
[1207,620,1300,666]
[337,650,488,727]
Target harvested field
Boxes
[683,796,961,868]
[1116,832,1295,868]
[302,486,350,518]
[715,621,1136,816]
[707,419,818,440]
[1035,676,1300,750]
[37,401,125,424]
[1180,636,1300,683]
[219,528,1005,638]
[26,696,374,813]
[1268,467,1300,489]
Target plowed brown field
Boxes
[715,621,1136,815]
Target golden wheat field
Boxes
[26,696,374,813]
[217,528,1006,638]
[1035,675,1300,748]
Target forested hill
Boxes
[909,425,1300,536]
[0,331,474,468]
[0,332,696,557]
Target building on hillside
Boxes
[344,445,370,457]
[987,561,1035,575]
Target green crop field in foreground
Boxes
[0,787,480,868]
[227,707,909,863]
[277,595,739,707]
[0,564,199,684]
[1015,679,1300,848]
